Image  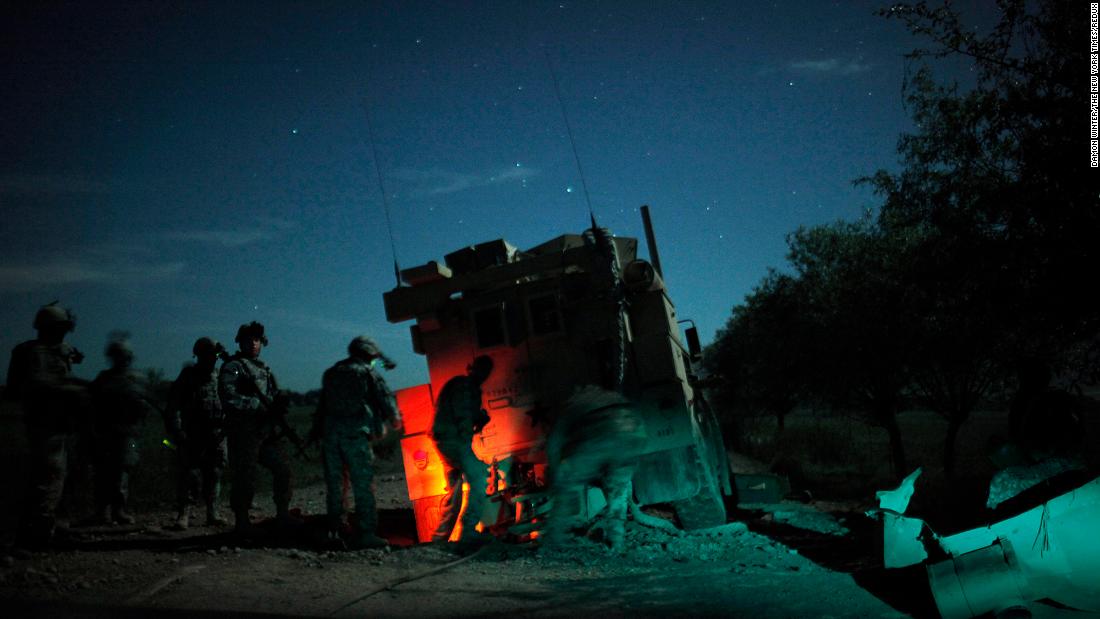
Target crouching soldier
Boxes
[543,386,647,551]
[7,303,90,549]
[164,337,228,529]
[310,336,400,549]
[219,321,295,535]
[89,334,156,525]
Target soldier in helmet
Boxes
[542,386,648,551]
[6,303,88,548]
[429,355,494,545]
[308,335,401,549]
[164,337,229,530]
[218,321,295,535]
[88,332,156,525]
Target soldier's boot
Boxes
[205,503,227,526]
[457,529,494,548]
[173,508,190,531]
[112,505,136,525]
[353,532,389,549]
[323,520,344,548]
[352,507,391,547]
[206,480,227,525]
[353,514,388,549]
[82,505,112,526]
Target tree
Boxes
[704,270,810,438]
[288,389,321,407]
[706,0,1096,481]
[867,0,1098,471]
[900,227,1005,475]
[786,220,918,479]
[706,219,918,479]
[873,0,1098,376]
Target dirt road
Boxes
[1,468,929,619]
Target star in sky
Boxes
[0,1,1003,390]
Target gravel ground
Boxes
[0,455,931,619]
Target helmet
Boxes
[234,321,268,346]
[348,335,382,359]
[193,337,224,358]
[105,337,134,366]
[33,303,75,332]
[468,355,494,377]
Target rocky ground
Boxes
[0,451,925,619]
[1,454,1092,618]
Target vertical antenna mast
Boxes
[544,50,597,225]
[363,96,402,287]
[640,204,664,278]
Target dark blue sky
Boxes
[0,1,996,391]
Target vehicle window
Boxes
[528,294,562,336]
[474,305,507,348]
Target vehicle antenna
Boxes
[363,94,402,287]
[544,50,597,226]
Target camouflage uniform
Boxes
[543,386,647,550]
[165,363,226,521]
[89,363,155,521]
[6,339,88,546]
[313,355,400,542]
[430,374,491,543]
[219,353,292,525]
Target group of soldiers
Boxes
[6,305,158,548]
[4,303,403,551]
[6,301,648,554]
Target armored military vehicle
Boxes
[385,207,731,542]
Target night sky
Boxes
[0,1,998,392]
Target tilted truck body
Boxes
[385,214,731,542]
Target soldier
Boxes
[542,386,648,551]
[88,333,156,525]
[429,355,494,545]
[309,336,400,549]
[218,321,295,535]
[164,337,228,530]
[6,303,88,549]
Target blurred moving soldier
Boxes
[219,321,295,535]
[309,336,400,549]
[88,333,156,525]
[542,386,648,551]
[429,355,494,545]
[6,303,88,549]
[164,337,228,530]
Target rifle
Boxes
[274,402,309,459]
[256,388,309,459]
[237,361,309,458]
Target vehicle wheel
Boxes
[672,444,727,530]
[698,398,732,496]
